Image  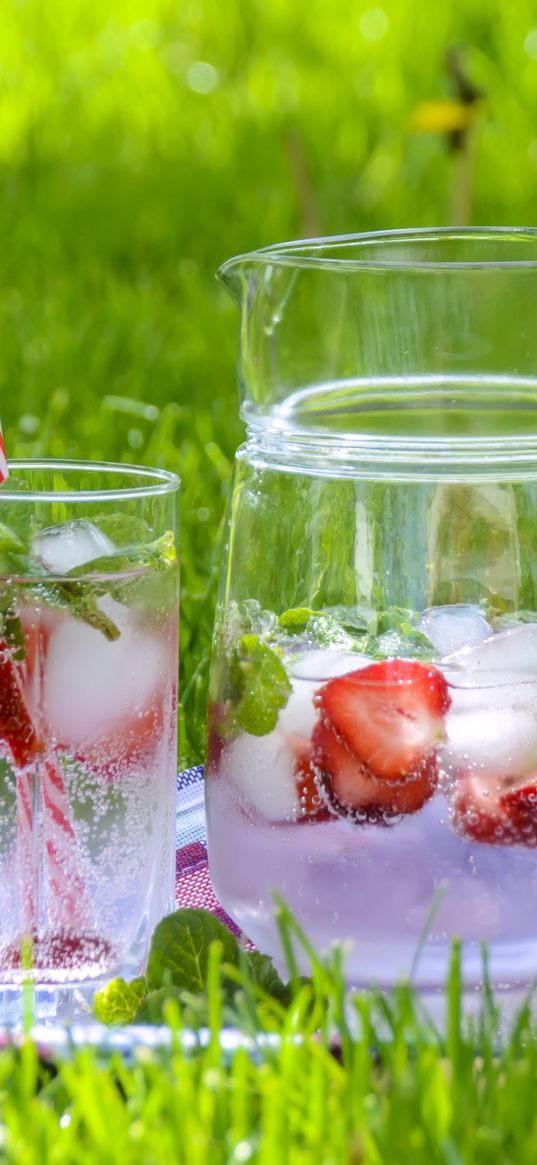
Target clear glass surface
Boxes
[0,461,180,1024]
[207,229,537,1003]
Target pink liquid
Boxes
[0,590,178,994]
[206,639,537,995]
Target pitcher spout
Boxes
[217,255,252,310]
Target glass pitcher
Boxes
[206,228,537,1002]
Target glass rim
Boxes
[218,226,537,276]
[0,459,180,503]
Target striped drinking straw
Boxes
[0,431,92,945]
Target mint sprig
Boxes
[93,976,146,1024]
[146,908,239,994]
[278,607,361,649]
[227,634,292,737]
[66,531,177,581]
[24,579,121,641]
[0,520,178,655]
[93,908,300,1028]
[212,600,438,746]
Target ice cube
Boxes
[288,650,369,682]
[281,652,370,737]
[419,604,491,659]
[219,730,301,822]
[440,625,537,780]
[221,658,352,821]
[278,677,320,738]
[440,682,537,780]
[34,519,115,575]
[43,597,165,746]
[443,624,537,687]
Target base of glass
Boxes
[0,974,117,1027]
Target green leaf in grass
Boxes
[93,976,146,1024]
[146,908,240,993]
[133,987,185,1025]
[243,950,291,1005]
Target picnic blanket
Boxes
[175,765,241,938]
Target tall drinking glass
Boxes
[0,461,179,1023]
[206,228,537,1008]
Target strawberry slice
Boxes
[451,772,512,844]
[0,649,42,767]
[312,718,438,821]
[292,746,332,823]
[451,772,537,847]
[77,687,171,781]
[502,780,537,844]
[314,659,450,782]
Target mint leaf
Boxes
[494,609,537,630]
[0,519,122,645]
[228,634,292,737]
[134,987,185,1025]
[323,605,375,634]
[68,531,177,580]
[0,518,176,663]
[63,531,178,627]
[146,908,240,993]
[227,599,278,640]
[24,579,120,641]
[373,627,436,661]
[242,950,291,1005]
[364,607,437,661]
[376,606,417,636]
[278,608,358,650]
[93,976,146,1024]
[278,607,317,631]
[92,513,153,548]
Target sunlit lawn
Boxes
[3,0,537,759]
[1,3,537,1156]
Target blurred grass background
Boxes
[3,0,537,761]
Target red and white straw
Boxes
[0,427,89,940]
[16,767,37,933]
[0,423,8,484]
[10,664,91,937]
[42,758,89,931]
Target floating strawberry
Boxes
[76,687,172,781]
[312,718,438,821]
[314,659,450,783]
[292,746,332,823]
[502,780,537,844]
[0,648,42,767]
[451,772,537,847]
[451,772,512,844]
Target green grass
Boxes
[2,918,537,1163]
[2,4,537,1154]
[3,0,537,759]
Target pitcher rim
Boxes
[218,226,537,277]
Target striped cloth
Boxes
[175,765,242,938]
[0,424,7,483]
